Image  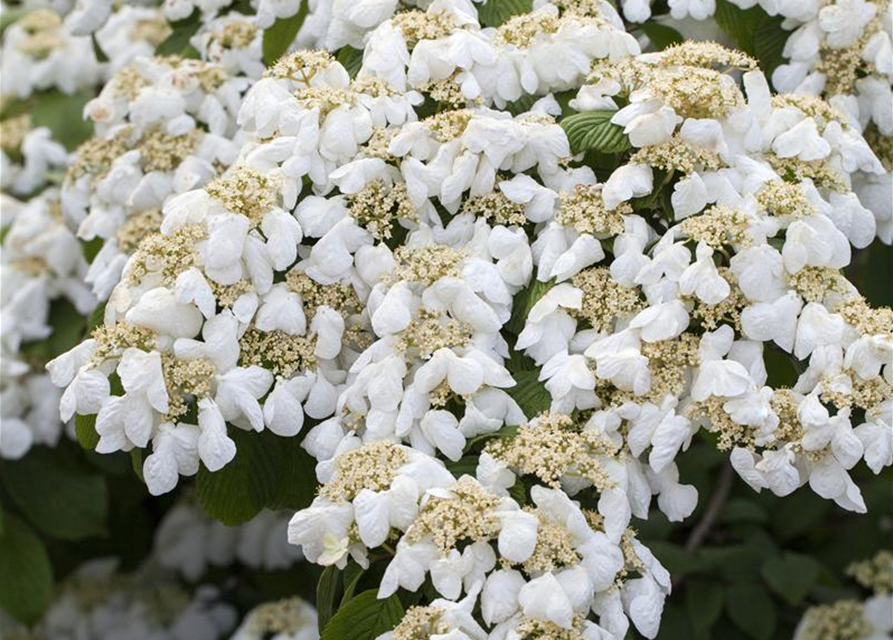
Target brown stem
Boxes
[685,462,734,553]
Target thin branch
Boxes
[685,462,734,553]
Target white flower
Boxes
[818,0,877,47]
[772,118,831,161]
[482,569,526,625]
[519,573,575,629]
[669,0,716,20]
[611,95,681,147]
[782,214,851,274]
[125,287,204,339]
[679,243,730,304]
[649,463,698,521]
[671,172,709,219]
[628,300,690,343]
[603,165,654,209]
[691,326,754,401]
[586,329,651,396]
[540,350,597,412]
[517,283,582,365]
[799,394,863,469]
[741,291,804,353]
[854,408,893,474]
[379,540,441,596]
[143,422,201,496]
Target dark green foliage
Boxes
[477,0,533,27]
[0,515,53,624]
[262,1,310,65]
[196,429,317,526]
[561,110,632,154]
[319,590,403,640]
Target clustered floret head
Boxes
[1,0,890,638]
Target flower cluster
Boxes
[623,0,893,243]
[1,0,888,638]
[230,597,318,640]
[65,54,253,300]
[0,558,237,640]
[154,498,303,580]
[0,113,68,197]
[794,550,893,640]
[519,42,892,515]
[0,189,96,459]
[0,7,102,98]
[0,0,262,461]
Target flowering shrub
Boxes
[0,1,891,639]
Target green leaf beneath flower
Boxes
[761,552,820,605]
[714,0,787,79]
[724,583,777,640]
[262,0,310,66]
[320,589,404,640]
[506,277,554,335]
[506,370,551,418]
[686,580,724,639]
[641,22,684,51]
[561,110,631,155]
[478,0,533,27]
[196,429,317,526]
[0,515,53,625]
[0,447,108,540]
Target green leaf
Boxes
[506,278,554,335]
[862,239,893,306]
[686,580,724,639]
[342,564,365,605]
[262,0,309,65]
[769,490,830,541]
[0,515,53,624]
[31,91,94,151]
[478,0,532,27]
[317,565,342,632]
[131,448,145,483]
[641,22,684,51]
[1,448,108,540]
[82,237,104,264]
[87,301,107,334]
[753,17,789,78]
[720,498,769,524]
[506,370,551,418]
[504,348,537,374]
[91,33,109,63]
[713,0,787,78]
[337,46,364,79]
[764,345,799,388]
[155,11,201,57]
[648,541,708,575]
[446,455,479,478]
[701,543,766,583]
[75,413,100,450]
[504,94,540,116]
[725,583,777,640]
[0,7,27,33]
[761,552,820,605]
[320,590,404,640]
[196,428,317,526]
[561,111,631,155]
[464,424,519,451]
[658,602,696,639]
[196,429,282,525]
[264,433,318,511]
[713,0,759,52]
